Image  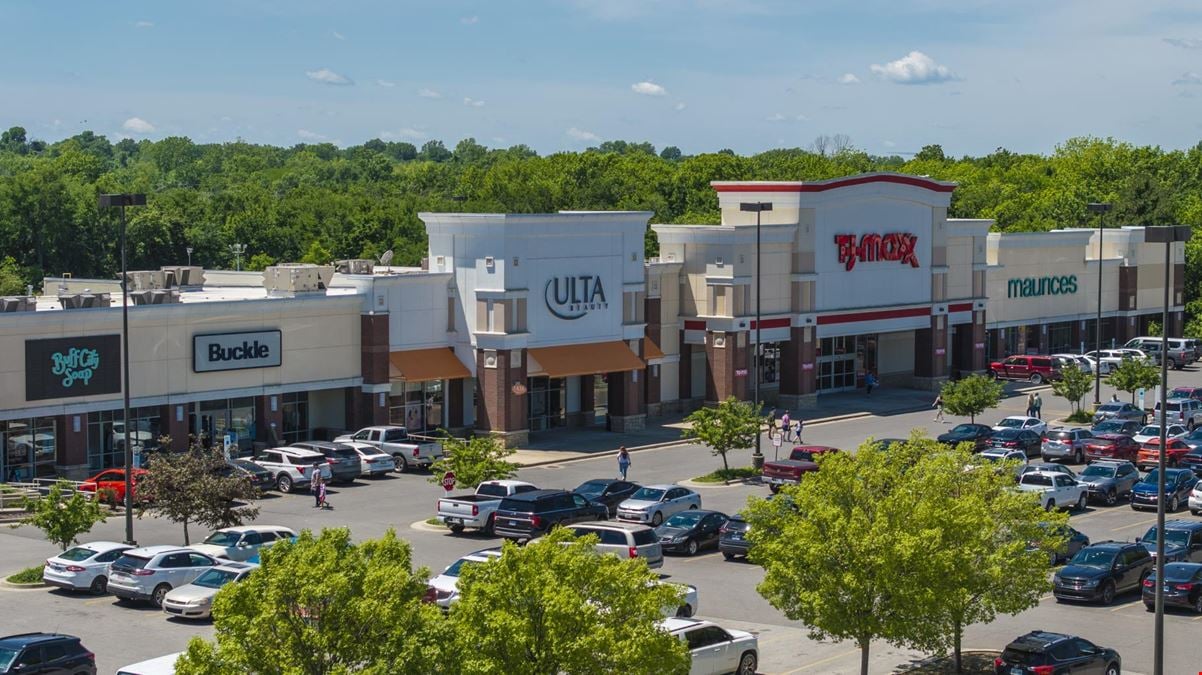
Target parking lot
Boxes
[3,368,1201,673]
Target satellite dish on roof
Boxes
[379,249,394,267]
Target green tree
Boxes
[1106,357,1160,404]
[20,481,107,552]
[901,442,1066,673]
[659,146,682,161]
[427,432,518,490]
[0,256,26,295]
[1147,320,1162,337]
[448,528,691,675]
[914,144,946,162]
[939,374,1004,423]
[1051,362,1093,415]
[681,396,762,473]
[138,445,261,544]
[174,528,448,675]
[244,252,275,271]
[298,240,333,265]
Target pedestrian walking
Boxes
[780,411,791,442]
[1026,393,1036,418]
[795,417,804,443]
[311,473,323,508]
[865,371,878,396]
[933,394,944,422]
[1110,393,1120,403]
[1033,393,1043,420]
[617,446,631,480]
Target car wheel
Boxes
[768,484,781,494]
[483,514,496,536]
[1074,449,1084,464]
[1045,500,1055,511]
[1105,489,1118,506]
[1104,662,1120,675]
[1192,509,1202,516]
[651,512,663,526]
[676,604,694,618]
[89,575,107,595]
[736,651,758,675]
[1194,594,1202,614]
[151,584,171,608]
[1145,603,1155,612]
[394,455,409,473]
[1075,493,1087,512]
[1169,495,1180,512]
[276,475,293,493]
[723,551,735,561]
[1189,420,1196,432]
[1030,373,1043,384]
[448,524,465,534]
[1101,581,1116,605]
[688,504,699,510]
[685,539,699,556]
[989,370,999,380]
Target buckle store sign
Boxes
[835,233,919,271]
[25,335,122,401]
[544,275,608,320]
[193,330,282,372]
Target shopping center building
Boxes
[0,173,1185,479]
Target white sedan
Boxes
[993,416,1047,435]
[663,617,758,675]
[977,448,1028,479]
[341,439,396,476]
[1132,423,1188,445]
[428,547,503,608]
[616,485,702,526]
[42,541,133,594]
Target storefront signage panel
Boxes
[834,233,920,271]
[544,275,609,320]
[1007,275,1078,299]
[816,201,932,311]
[25,335,122,401]
[193,330,282,373]
[530,256,622,346]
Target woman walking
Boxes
[933,394,944,422]
[1025,393,1036,418]
[617,446,631,480]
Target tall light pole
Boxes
[186,246,193,267]
[99,193,147,547]
[229,243,246,271]
[1087,202,1112,406]
[1144,224,1190,675]
[740,201,772,469]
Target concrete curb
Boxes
[679,478,759,489]
[0,574,44,590]
[409,519,449,533]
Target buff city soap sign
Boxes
[544,275,609,320]
[25,335,122,401]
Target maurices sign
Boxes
[544,275,608,320]
[25,335,122,401]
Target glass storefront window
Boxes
[282,392,309,444]
[3,417,58,481]
[87,408,161,471]
[528,376,565,432]
[389,381,444,433]
[195,399,255,453]
[1048,323,1073,354]
[759,343,780,384]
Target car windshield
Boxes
[997,419,1024,428]
[1000,648,1048,667]
[1186,429,1202,440]
[232,459,265,474]
[993,429,1021,439]
[1156,402,1182,411]
[444,558,482,578]
[1138,426,1162,436]
[1091,437,1117,447]
[1170,389,1194,399]
[0,648,17,671]
[1070,549,1117,567]
[1139,470,1164,484]
[951,424,976,433]
[1081,465,1117,478]
[191,568,239,589]
[333,449,359,460]
[476,483,511,498]
[1093,421,1123,433]
[630,487,666,501]
[575,480,608,495]
[203,531,242,547]
[1140,528,1190,548]
[1098,404,1122,412]
[57,546,99,562]
[663,512,705,527]
[1021,474,1053,486]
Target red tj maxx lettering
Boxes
[835,233,919,271]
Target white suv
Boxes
[662,617,758,675]
[1154,398,1202,431]
[189,526,297,562]
[251,447,332,493]
[107,546,219,607]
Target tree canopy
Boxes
[681,396,762,473]
[939,374,1004,423]
[138,445,261,544]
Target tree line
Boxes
[2,126,1201,331]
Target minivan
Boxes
[568,522,664,569]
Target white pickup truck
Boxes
[335,426,444,473]
[437,480,539,534]
[1017,471,1088,512]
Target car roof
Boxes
[124,545,195,557]
[212,561,259,572]
[573,521,654,532]
[1162,519,1202,532]
[211,525,294,534]
[639,484,682,490]
[270,447,325,458]
[0,633,77,647]
[1009,631,1071,649]
[502,489,568,501]
[1087,459,1132,467]
[71,541,132,552]
[460,547,503,563]
[1092,433,1131,440]
[483,479,536,487]
[1022,470,1066,479]
[1083,541,1130,551]
[660,617,716,634]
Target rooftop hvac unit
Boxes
[122,270,166,291]
[335,259,375,275]
[160,265,204,287]
[128,290,153,306]
[263,264,334,294]
[58,294,80,309]
[0,296,36,312]
[150,289,180,304]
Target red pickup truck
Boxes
[761,446,839,493]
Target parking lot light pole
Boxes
[1086,203,1111,406]
[99,193,147,547]
[1144,223,1190,675]
[740,202,772,470]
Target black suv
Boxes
[719,515,752,561]
[0,633,96,675]
[492,489,607,541]
[995,631,1120,675]
[1138,520,1202,563]
[1053,541,1153,605]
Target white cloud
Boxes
[381,128,427,141]
[883,140,897,148]
[795,114,809,122]
[631,81,667,96]
[333,31,345,40]
[134,20,153,28]
[461,15,479,24]
[838,73,861,85]
[297,129,327,141]
[418,88,442,98]
[464,97,485,107]
[305,68,354,86]
[567,127,601,142]
[1173,72,1202,85]
[122,117,156,134]
[1164,38,1202,49]
[870,51,956,85]
[674,102,687,111]
[766,113,786,122]
[376,79,396,88]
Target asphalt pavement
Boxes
[1,368,1196,673]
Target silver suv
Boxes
[1124,337,1195,370]
[1041,428,1095,464]
[568,521,664,569]
[1154,398,1202,431]
[251,447,333,493]
[107,546,219,607]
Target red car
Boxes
[78,468,148,504]
[1083,434,1139,463]
[761,446,840,493]
[1136,438,1193,471]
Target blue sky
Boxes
[3,0,1202,156]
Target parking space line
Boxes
[83,597,110,606]
[774,647,861,675]
[1111,518,1156,532]
[1109,599,1142,612]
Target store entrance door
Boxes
[817,335,877,393]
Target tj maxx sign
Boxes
[834,233,920,271]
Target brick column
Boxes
[255,395,284,445]
[475,348,529,447]
[705,331,749,404]
[58,414,89,478]
[345,386,388,431]
[914,314,949,391]
[447,378,465,430]
[1070,320,1084,355]
[779,326,817,410]
[160,403,189,450]
[971,311,987,372]
[678,339,694,408]
[643,360,662,417]
[608,362,647,432]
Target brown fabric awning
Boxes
[389,347,471,382]
[643,339,665,362]
[528,341,645,378]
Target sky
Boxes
[3,0,1202,157]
